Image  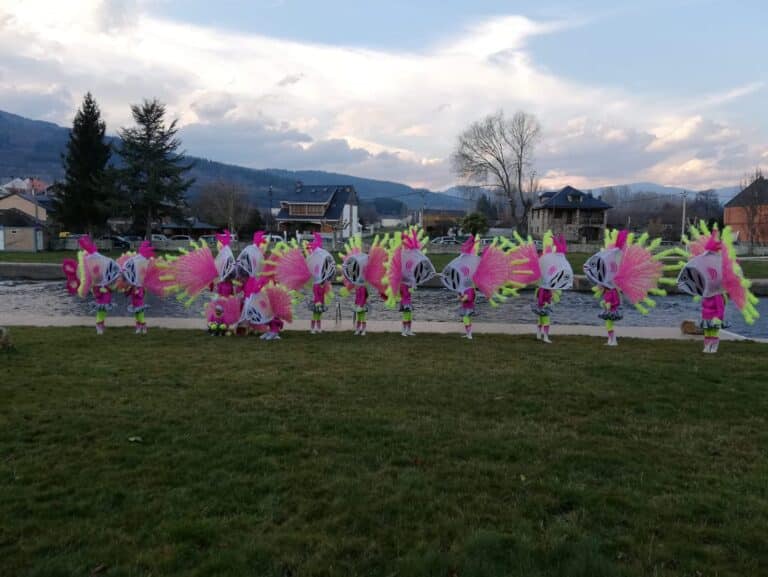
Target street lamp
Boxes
[680,190,689,242]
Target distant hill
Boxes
[0,109,470,212]
[442,181,741,205]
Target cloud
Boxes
[277,73,305,87]
[0,0,764,191]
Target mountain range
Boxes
[0,108,741,213]
[0,109,469,212]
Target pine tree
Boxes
[52,93,113,233]
[118,99,195,239]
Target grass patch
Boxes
[1,328,767,576]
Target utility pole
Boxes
[420,190,426,228]
[268,185,273,232]
[680,190,689,242]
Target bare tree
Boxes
[193,181,252,234]
[452,110,540,232]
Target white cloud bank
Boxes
[0,0,764,191]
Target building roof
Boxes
[0,192,55,214]
[0,208,44,227]
[276,185,356,222]
[533,186,612,210]
[163,216,218,230]
[423,208,466,217]
[725,176,768,208]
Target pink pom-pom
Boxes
[78,236,97,254]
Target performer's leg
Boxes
[541,315,551,343]
[96,309,107,334]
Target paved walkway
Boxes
[4,314,764,343]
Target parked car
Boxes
[99,235,130,249]
[266,234,285,244]
[151,234,169,243]
[170,235,193,242]
[199,234,216,246]
[124,234,144,242]
[479,237,495,246]
[430,236,460,245]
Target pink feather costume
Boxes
[440,235,530,339]
[269,232,336,334]
[161,230,242,334]
[62,236,122,334]
[239,276,294,340]
[339,235,389,335]
[384,227,436,336]
[583,229,674,346]
[117,241,169,334]
[677,222,759,353]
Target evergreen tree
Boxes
[475,193,498,221]
[461,212,489,236]
[52,93,113,233]
[118,99,194,239]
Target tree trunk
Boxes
[145,207,153,241]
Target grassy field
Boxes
[1,328,767,577]
[3,249,768,278]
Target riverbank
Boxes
[3,314,765,343]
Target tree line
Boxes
[51,93,263,238]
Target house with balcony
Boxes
[528,186,612,242]
[275,182,360,239]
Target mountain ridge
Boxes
[0,109,470,211]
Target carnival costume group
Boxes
[62,222,760,353]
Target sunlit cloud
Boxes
[0,0,764,191]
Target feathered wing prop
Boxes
[500,233,542,287]
[383,231,404,308]
[364,235,389,296]
[473,240,526,305]
[267,240,313,291]
[265,284,294,323]
[160,240,218,305]
[612,231,680,313]
[681,222,759,324]
[62,258,80,295]
[205,295,242,326]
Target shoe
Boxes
[711,340,719,354]
[135,325,142,334]
[406,329,415,336]
[272,333,281,340]
[536,329,542,340]
[141,325,148,335]
[310,328,317,335]
[96,323,104,335]
[542,335,552,344]
[401,329,408,337]
[466,333,473,340]
[359,330,366,336]
[354,329,360,336]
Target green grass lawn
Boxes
[2,328,767,577]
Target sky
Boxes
[0,0,766,191]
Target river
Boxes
[2,280,766,339]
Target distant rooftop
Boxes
[533,186,612,210]
[725,176,768,208]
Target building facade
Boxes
[724,176,768,245]
[275,183,360,239]
[528,186,611,242]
